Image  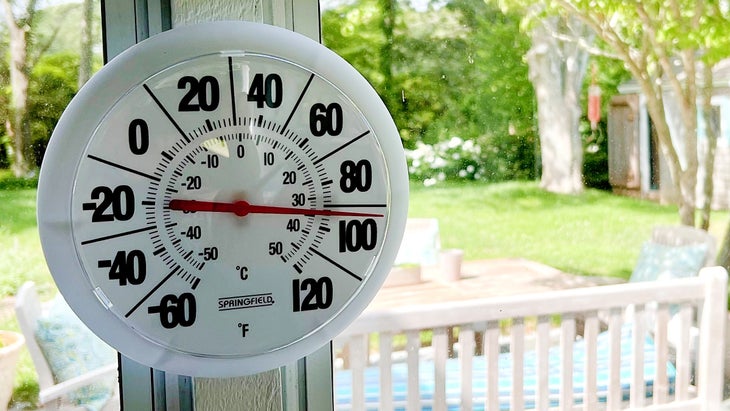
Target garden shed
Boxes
[608,59,730,209]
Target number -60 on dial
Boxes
[37,21,408,377]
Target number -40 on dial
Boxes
[38,21,408,377]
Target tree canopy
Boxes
[548,0,730,225]
[0,0,651,193]
[323,0,538,182]
[0,1,101,171]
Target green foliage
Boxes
[1,49,83,170]
[436,0,535,143]
[33,2,102,57]
[406,132,537,184]
[548,0,730,93]
[581,121,609,190]
[0,60,9,169]
[322,0,387,94]
[27,52,80,167]
[323,0,538,181]
[1,1,102,172]
[407,137,484,184]
[0,169,38,190]
[482,132,537,181]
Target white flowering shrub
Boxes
[405,137,485,186]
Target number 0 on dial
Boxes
[37,21,408,377]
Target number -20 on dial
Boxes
[37,21,408,377]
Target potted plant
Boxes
[0,331,25,411]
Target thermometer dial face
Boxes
[38,22,408,377]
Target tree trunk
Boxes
[78,0,94,88]
[7,29,32,177]
[526,16,590,195]
[639,92,696,226]
[2,0,35,177]
[656,83,699,226]
[676,94,699,228]
[699,62,718,231]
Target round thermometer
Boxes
[38,21,408,377]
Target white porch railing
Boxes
[334,267,728,411]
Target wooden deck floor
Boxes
[368,258,622,311]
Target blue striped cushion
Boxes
[335,324,675,410]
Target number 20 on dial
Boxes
[37,22,408,377]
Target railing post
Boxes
[697,267,728,410]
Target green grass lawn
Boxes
[408,181,729,279]
[0,172,44,407]
[0,188,53,299]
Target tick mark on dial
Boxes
[125,266,178,317]
[282,73,315,133]
[310,247,363,281]
[313,130,371,165]
[87,155,161,182]
[143,84,190,143]
[324,203,387,208]
[81,226,156,245]
[228,57,238,126]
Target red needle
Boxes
[168,199,384,218]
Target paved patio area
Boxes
[0,259,621,320]
[369,258,622,310]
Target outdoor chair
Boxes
[14,282,119,411]
[628,225,716,354]
[649,224,716,266]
